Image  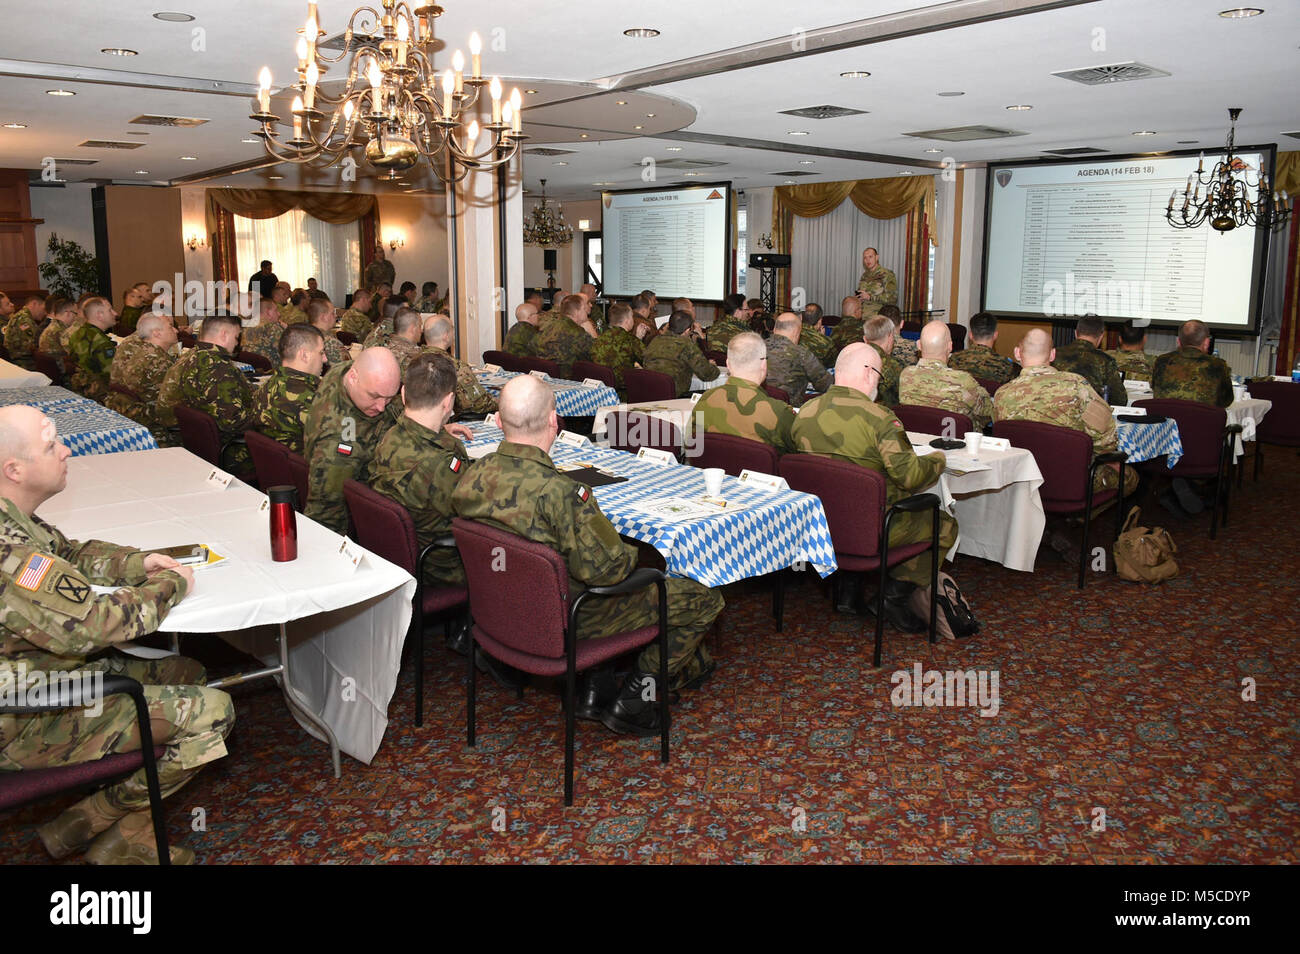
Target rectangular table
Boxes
[475,369,619,417]
[1117,418,1183,467]
[0,358,50,388]
[37,447,416,775]
[0,386,158,457]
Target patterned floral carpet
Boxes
[4,453,1297,865]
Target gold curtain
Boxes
[206,188,376,224]
[1276,151,1299,197]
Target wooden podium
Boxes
[0,169,45,299]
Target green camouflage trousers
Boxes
[886,510,960,586]
[1094,462,1139,496]
[0,654,234,814]
[574,578,723,684]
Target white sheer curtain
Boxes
[790,201,909,314]
[233,209,361,303]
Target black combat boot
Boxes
[879,577,928,633]
[599,671,663,736]
[574,666,618,722]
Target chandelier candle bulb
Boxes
[395,16,409,65]
[511,87,522,132]
[452,50,465,93]
[470,32,482,78]
[292,95,304,139]
[258,67,271,114]
[467,119,479,148]
[304,62,318,109]
[502,102,513,129]
[296,37,308,71]
[490,76,502,124]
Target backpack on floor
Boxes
[1112,507,1178,583]
[908,571,979,640]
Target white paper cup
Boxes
[964,432,983,458]
[703,467,725,496]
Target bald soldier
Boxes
[251,323,326,454]
[994,328,1137,497]
[1151,319,1233,407]
[1052,314,1124,403]
[0,405,232,865]
[693,332,797,454]
[105,312,178,440]
[385,306,426,375]
[503,302,540,358]
[863,314,904,408]
[899,321,994,431]
[792,344,972,637]
[423,315,498,415]
[949,311,1020,385]
[765,312,831,406]
[643,310,720,397]
[856,246,898,317]
[452,376,724,734]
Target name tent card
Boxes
[529,369,549,379]
[481,363,502,373]
[205,468,233,490]
[978,436,1011,452]
[581,377,606,388]
[554,430,590,448]
[635,446,677,466]
[337,537,365,573]
[737,469,788,492]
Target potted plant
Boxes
[37,234,102,299]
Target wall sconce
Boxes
[388,235,405,251]
[186,234,206,251]
[577,219,591,231]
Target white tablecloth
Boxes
[908,433,1046,573]
[0,358,50,388]
[1228,397,1271,459]
[36,448,416,765]
[593,398,698,442]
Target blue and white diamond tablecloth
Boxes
[0,386,158,457]
[1117,419,1183,468]
[462,421,836,586]
[475,369,619,418]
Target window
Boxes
[234,209,361,304]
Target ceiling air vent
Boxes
[78,140,144,150]
[129,114,209,127]
[525,147,577,157]
[650,158,727,170]
[50,158,99,165]
[1281,130,1300,141]
[904,125,1026,142]
[779,104,867,120]
[1053,62,1171,86]
[1042,146,1109,155]
[772,170,817,177]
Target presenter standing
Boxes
[856,247,898,317]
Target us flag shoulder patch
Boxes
[15,553,55,591]
[575,485,590,503]
[336,442,353,456]
[449,457,462,473]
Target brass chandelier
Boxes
[523,179,573,247]
[250,1,526,180]
[1166,108,1291,234]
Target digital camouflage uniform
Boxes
[370,416,470,586]
[0,496,233,832]
[37,320,76,374]
[1052,339,1124,404]
[829,315,866,361]
[857,265,898,316]
[362,317,394,349]
[320,331,349,367]
[3,308,41,370]
[535,315,593,380]
[386,336,424,376]
[765,334,830,406]
[117,305,144,334]
[949,342,1020,385]
[866,341,903,408]
[704,316,749,354]
[899,357,994,431]
[451,441,723,685]
[1151,346,1233,408]
[993,365,1137,494]
[241,318,284,368]
[792,385,956,586]
[590,325,644,390]
[157,342,256,471]
[426,346,497,416]
[414,294,440,313]
[363,259,396,291]
[692,377,797,454]
[66,324,115,403]
[251,365,320,454]
[340,308,372,341]
[642,333,719,397]
[503,320,538,358]
[279,303,309,326]
[892,336,920,366]
[302,362,399,535]
[800,324,834,367]
[587,302,607,334]
[1107,349,1155,384]
[105,336,177,439]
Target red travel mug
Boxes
[268,485,298,562]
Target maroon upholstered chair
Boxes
[236,350,273,373]
[604,410,682,458]
[173,404,245,473]
[762,384,791,403]
[244,430,293,497]
[705,349,727,365]
[285,449,310,515]
[343,480,468,727]
[451,518,669,806]
[176,330,197,349]
[518,355,561,378]
[571,360,617,389]
[948,323,967,351]
[33,351,64,387]
[992,419,1127,585]
[821,315,841,328]
[624,368,677,403]
[0,675,172,864]
[975,377,1002,398]
[693,431,779,478]
[893,404,973,438]
[1133,398,1240,539]
[481,349,510,367]
[779,454,940,666]
[1244,381,1300,481]
[337,331,358,347]
[495,353,528,373]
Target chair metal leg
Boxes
[658,579,670,766]
[466,630,477,747]
[1079,494,1093,590]
[872,569,887,668]
[415,603,424,729]
[130,688,171,865]
[1254,445,1262,481]
[928,507,939,645]
[563,657,576,807]
[772,570,785,632]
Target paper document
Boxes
[631,497,750,521]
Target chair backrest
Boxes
[244,430,292,492]
[32,352,63,386]
[893,404,973,437]
[518,355,560,378]
[605,410,681,456]
[237,350,273,373]
[948,323,967,351]
[176,330,196,349]
[975,377,1002,398]
[694,431,779,477]
[624,367,677,403]
[173,404,222,466]
[571,360,617,388]
[762,384,791,403]
[821,315,840,328]
[705,349,727,365]
[1134,398,1227,472]
[493,353,527,373]
[992,419,1092,507]
[481,349,510,367]
[452,518,571,661]
[342,479,418,573]
[285,450,310,511]
[1242,381,1300,444]
[337,331,358,347]
[779,453,886,559]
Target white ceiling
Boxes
[1,0,1296,199]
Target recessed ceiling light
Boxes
[3,123,27,129]
[784,179,794,184]
[839,70,871,78]
[665,146,682,151]
[267,174,284,180]
[1132,130,1157,136]
[45,89,75,97]
[552,161,568,165]
[645,113,655,118]
[1006,104,1033,111]
[923,147,942,153]
[633,125,643,130]
[623,28,660,38]
[178,155,198,160]
[899,170,915,175]
[524,89,538,94]
[1218,7,1263,16]
[798,160,815,165]
[787,130,809,136]
[100,47,138,56]
[134,169,149,175]
[579,133,588,138]
[152,11,195,21]
[937,91,965,97]
[615,100,627,105]
[682,172,701,177]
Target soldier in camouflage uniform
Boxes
[589,303,644,390]
[643,311,720,397]
[423,314,498,415]
[281,289,311,326]
[1053,315,1125,403]
[766,313,831,406]
[629,294,659,344]
[829,295,865,361]
[580,284,606,334]
[363,300,399,349]
[371,353,479,586]
[856,246,898,317]
[36,298,78,374]
[535,294,595,379]
[899,322,994,431]
[0,291,12,322]
[800,303,834,368]
[704,293,752,354]
[949,312,1020,385]
[693,332,796,454]
[3,295,46,370]
[414,281,441,313]
[1106,319,1155,383]
[994,328,1137,495]
[879,305,919,366]
[863,315,904,408]
[452,375,724,734]
[1151,320,1232,407]
[117,283,151,334]
[307,298,350,367]
[363,246,396,292]
[383,307,426,375]
[241,298,286,368]
[106,313,178,441]
[504,303,540,358]
[0,405,232,864]
[251,324,325,454]
[340,289,374,341]
[303,348,402,535]
[66,298,118,403]
[157,315,256,472]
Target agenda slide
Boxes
[982,149,1273,333]
[601,183,732,301]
